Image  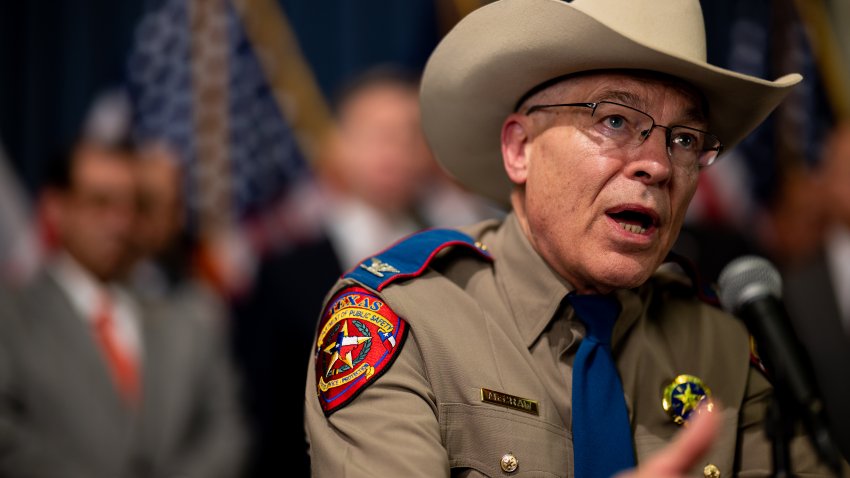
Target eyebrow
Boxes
[595,90,646,109]
[594,89,709,128]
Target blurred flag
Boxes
[689,0,842,228]
[126,0,332,294]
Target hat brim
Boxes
[420,0,801,205]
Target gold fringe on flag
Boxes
[231,0,334,164]
[792,0,850,120]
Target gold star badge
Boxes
[662,374,712,425]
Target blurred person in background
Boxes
[231,66,498,477]
[130,141,226,308]
[751,165,828,269]
[131,142,188,295]
[783,122,850,461]
[759,167,828,269]
[0,138,247,478]
[318,66,500,269]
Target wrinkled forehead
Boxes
[518,69,709,124]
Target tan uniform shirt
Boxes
[306,213,835,477]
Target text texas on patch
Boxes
[481,388,539,415]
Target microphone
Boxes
[718,256,841,473]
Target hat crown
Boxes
[569,0,707,61]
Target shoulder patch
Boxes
[344,228,492,291]
[315,286,409,415]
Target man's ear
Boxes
[501,113,532,185]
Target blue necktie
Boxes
[568,293,635,478]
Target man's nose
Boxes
[625,126,673,185]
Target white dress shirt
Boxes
[323,195,420,271]
[49,253,143,363]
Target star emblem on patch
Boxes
[322,321,372,377]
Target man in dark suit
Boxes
[0,140,247,477]
[784,122,850,461]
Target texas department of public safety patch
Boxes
[315,286,408,415]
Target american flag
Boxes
[127,0,316,234]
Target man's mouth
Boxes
[605,206,660,235]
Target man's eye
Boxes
[605,115,626,129]
[672,133,699,150]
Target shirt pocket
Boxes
[441,402,569,477]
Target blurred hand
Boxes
[615,405,721,478]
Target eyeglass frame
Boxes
[524,100,723,169]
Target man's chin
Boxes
[89,261,130,283]
[591,255,658,292]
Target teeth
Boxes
[619,222,647,234]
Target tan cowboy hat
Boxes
[420,0,801,205]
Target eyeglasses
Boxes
[525,101,723,169]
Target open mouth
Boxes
[605,207,659,235]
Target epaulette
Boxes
[344,228,493,291]
[663,251,720,307]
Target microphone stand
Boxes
[764,382,842,478]
[744,300,842,477]
[765,384,796,478]
[764,326,841,478]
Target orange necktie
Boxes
[93,293,140,405]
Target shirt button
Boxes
[500,453,518,473]
[703,464,720,478]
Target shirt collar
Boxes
[50,253,104,323]
[492,213,573,348]
[49,252,131,325]
[491,213,645,349]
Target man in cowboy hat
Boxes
[304,0,840,476]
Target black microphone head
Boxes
[718,256,783,312]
